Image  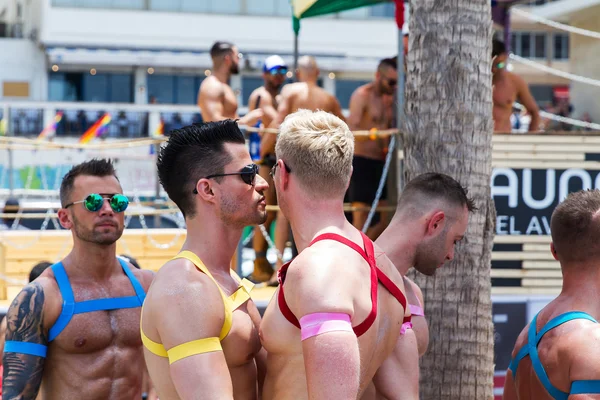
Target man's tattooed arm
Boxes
[2,282,48,400]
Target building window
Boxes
[335,79,370,109]
[147,74,203,104]
[175,76,200,104]
[246,0,276,15]
[110,74,134,102]
[83,73,133,103]
[48,71,133,103]
[149,0,180,11]
[510,32,550,59]
[148,0,241,13]
[510,32,517,54]
[520,33,531,58]
[369,2,395,18]
[529,84,554,106]
[52,0,144,8]
[180,0,209,12]
[534,33,546,59]
[211,0,241,14]
[242,76,264,107]
[553,33,569,60]
[48,72,81,102]
[275,0,292,16]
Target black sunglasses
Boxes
[386,78,397,86]
[270,161,292,178]
[193,164,259,193]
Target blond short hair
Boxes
[276,109,354,198]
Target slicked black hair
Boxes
[60,159,118,207]
[156,120,246,219]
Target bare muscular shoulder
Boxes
[284,240,363,317]
[142,257,225,339]
[281,82,303,98]
[562,322,600,384]
[507,71,527,88]
[355,83,374,99]
[1,270,62,399]
[372,241,405,288]
[199,75,224,97]
[27,270,68,327]
[198,76,227,121]
[146,257,218,303]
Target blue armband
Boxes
[4,341,48,357]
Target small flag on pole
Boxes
[37,112,64,140]
[154,119,164,137]
[79,113,111,144]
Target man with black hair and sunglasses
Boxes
[492,38,540,133]
[143,120,269,399]
[346,57,398,241]
[2,158,155,399]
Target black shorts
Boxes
[348,156,388,205]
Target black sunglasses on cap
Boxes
[193,164,259,193]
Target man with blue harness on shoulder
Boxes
[503,189,600,400]
[2,159,154,400]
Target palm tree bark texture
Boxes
[404,1,496,399]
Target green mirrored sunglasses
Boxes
[65,193,129,213]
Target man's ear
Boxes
[550,242,559,261]
[279,159,291,191]
[426,210,446,236]
[195,179,216,203]
[58,208,72,230]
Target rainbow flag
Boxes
[154,119,164,137]
[79,113,111,144]
[37,112,63,140]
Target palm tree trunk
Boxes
[404,1,495,399]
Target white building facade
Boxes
[1,0,406,109]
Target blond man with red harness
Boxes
[259,109,410,400]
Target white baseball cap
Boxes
[263,55,287,73]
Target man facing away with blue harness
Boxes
[2,159,154,399]
[503,189,600,400]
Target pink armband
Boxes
[299,312,353,341]
[400,321,413,335]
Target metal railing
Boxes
[0,101,229,138]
